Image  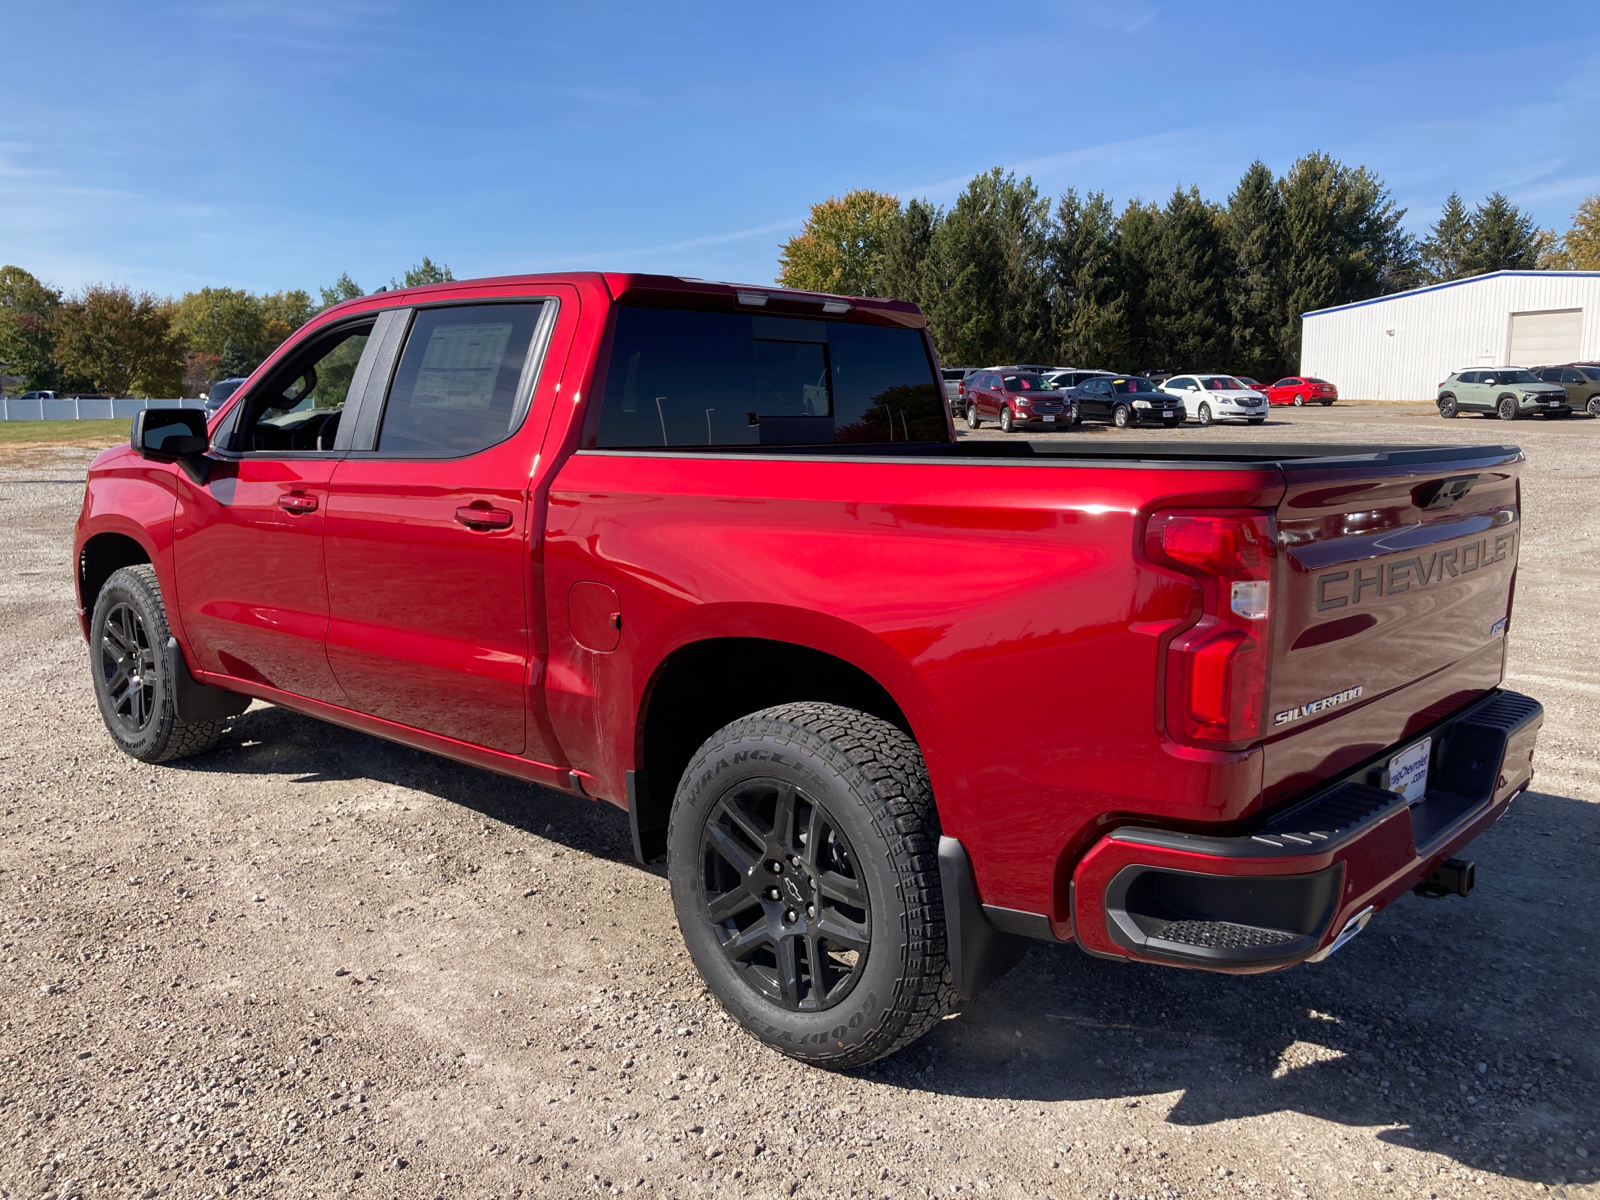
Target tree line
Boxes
[777,157,1600,380]
[0,258,454,398]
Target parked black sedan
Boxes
[1070,375,1185,428]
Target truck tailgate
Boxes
[1264,446,1523,802]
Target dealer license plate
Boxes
[1043,415,1056,422]
[1388,737,1431,805]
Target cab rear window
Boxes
[590,307,945,448]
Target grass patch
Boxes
[0,419,131,447]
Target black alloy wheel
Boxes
[1438,395,1458,418]
[1112,403,1131,429]
[697,779,870,1011]
[668,703,953,1067]
[99,601,156,736]
[1196,402,1213,427]
[89,564,229,763]
[1498,396,1519,421]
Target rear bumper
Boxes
[1070,689,1542,972]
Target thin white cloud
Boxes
[534,217,807,269]
[1125,7,1160,34]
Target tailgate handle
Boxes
[1414,473,1479,510]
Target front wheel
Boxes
[1196,402,1213,427]
[1293,394,1305,406]
[999,406,1015,433]
[667,703,953,1068]
[965,403,980,429]
[1438,395,1458,419]
[1111,404,1131,429]
[90,565,228,763]
[1498,396,1518,421]
[1068,401,1080,425]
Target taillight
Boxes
[1146,510,1275,747]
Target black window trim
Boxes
[348,296,562,460]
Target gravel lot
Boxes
[1,407,1595,1200]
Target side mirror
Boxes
[133,407,209,461]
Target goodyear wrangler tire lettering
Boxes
[666,705,954,1068]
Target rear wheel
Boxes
[90,565,228,763]
[965,403,981,430]
[1498,396,1518,421]
[1196,402,1213,427]
[1438,395,1457,418]
[1112,404,1132,429]
[999,406,1015,433]
[1293,393,1305,406]
[1588,396,1600,417]
[667,703,953,1068]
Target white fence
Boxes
[0,397,206,421]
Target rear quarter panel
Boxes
[543,450,1281,920]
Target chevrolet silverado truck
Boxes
[76,273,1543,1068]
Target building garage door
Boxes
[1508,309,1583,365]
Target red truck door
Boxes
[321,295,573,757]
[173,318,376,702]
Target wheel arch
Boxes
[78,531,154,617]
[629,630,940,858]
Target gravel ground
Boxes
[0,407,1595,1200]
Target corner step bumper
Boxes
[1070,688,1542,972]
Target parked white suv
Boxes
[1161,375,1267,426]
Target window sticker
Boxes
[413,323,513,408]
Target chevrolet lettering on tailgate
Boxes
[1314,528,1516,611]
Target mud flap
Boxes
[938,836,1031,1001]
[164,637,250,723]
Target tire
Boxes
[667,703,953,1068]
[1438,395,1457,419]
[999,406,1015,433]
[1196,402,1213,427]
[1111,404,1131,429]
[90,565,228,763]
[1068,401,1080,426]
[1498,396,1518,421]
[1588,397,1600,418]
[1293,394,1305,406]
[965,403,980,430]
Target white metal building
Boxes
[1300,271,1600,401]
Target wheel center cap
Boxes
[780,874,808,907]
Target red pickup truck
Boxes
[75,273,1542,1068]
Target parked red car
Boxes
[1266,376,1339,406]
[962,367,1069,431]
[76,273,1540,1068]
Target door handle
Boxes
[278,491,318,514]
[455,505,513,531]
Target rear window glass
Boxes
[377,303,547,455]
[592,307,945,448]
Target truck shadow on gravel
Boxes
[178,706,1596,1188]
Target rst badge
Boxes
[1274,685,1364,727]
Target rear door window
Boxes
[375,303,549,456]
[591,307,944,447]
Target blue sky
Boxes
[3,0,1597,298]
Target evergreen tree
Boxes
[777,190,902,296]
[918,168,1052,366]
[1223,161,1288,380]
[216,337,253,380]
[876,197,940,310]
[1278,153,1412,366]
[1143,187,1231,372]
[319,273,364,309]
[1047,189,1126,368]
[1420,192,1472,282]
[394,256,456,290]
[1461,193,1544,274]
[1113,200,1162,372]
